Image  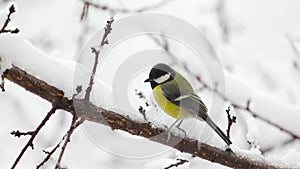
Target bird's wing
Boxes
[161,84,208,120]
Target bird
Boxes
[144,63,232,145]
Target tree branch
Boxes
[3,66,283,169]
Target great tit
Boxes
[144,63,232,145]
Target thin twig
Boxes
[286,34,300,59]
[138,106,147,121]
[11,107,57,169]
[261,137,297,154]
[55,118,84,168]
[286,34,300,72]
[226,106,236,139]
[81,0,173,20]
[85,17,114,100]
[10,130,35,138]
[1,74,5,91]
[0,4,19,92]
[36,117,83,169]
[215,0,230,43]
[36,143,61,169]
[0,4,20,34]
[164,159,189,169]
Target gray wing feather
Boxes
[161,84,208,120]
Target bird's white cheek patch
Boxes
[154,73,171,84]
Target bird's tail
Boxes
[205,117,232,145]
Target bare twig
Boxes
[135,89,151,107]
[1,73,5,91]
[10,107,57,169]
[164,159,189,169]
[215,0,229,43]
[10,130,35,138]
[232,102,300,140]
[85,17,114,100]
[0,4,20,34]
[226,106,236,139]
[81,0,173,20]
[36,142,61,169]
[55,117,84,169]
[286,34,300,72]
[261,137,296,154]
[138,106,147,121]
[37,117,83,169]
[135,89,146,99]
[286,34,300,59]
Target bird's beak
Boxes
[144,78,150,83]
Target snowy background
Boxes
[1,0,300,168]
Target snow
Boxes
[281,149,300,168]
[246,117,260,148]
[0,34,76,98]
[143,158,189,169]
[228,105,236,119]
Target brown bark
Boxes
[3,66,283,169]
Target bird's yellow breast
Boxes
[153,85,191,119]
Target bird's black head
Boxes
[144,63,175,89]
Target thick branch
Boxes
[3,66,283,169]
